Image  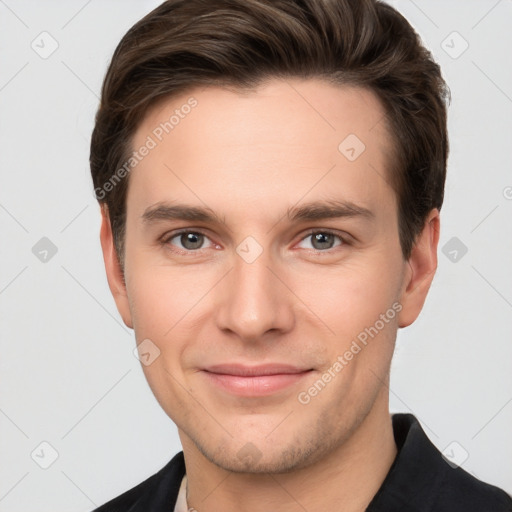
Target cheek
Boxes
[127,272,174,337]
[126,253,206,335]
[126,264,198,416]
[291,257,402,341]
[125,259,219,376]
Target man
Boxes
[89,0,512,510]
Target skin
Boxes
[100,78,439,512]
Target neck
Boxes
[180,389,396,512]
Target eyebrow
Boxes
[286,199,374,223]
[141,199,374,226]
[141,203,225,225]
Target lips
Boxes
[203,363,312,376]
[201,363,313,396]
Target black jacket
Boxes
[92,413,512,511]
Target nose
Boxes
[214,249,295,343]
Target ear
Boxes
[99,205,133,329]
[397,209,440,328]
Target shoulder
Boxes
[91,451,186,512]
[405,414,511,509]
[368,414,512,512]
[434,463,512,512]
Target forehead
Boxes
[127,78,396,224]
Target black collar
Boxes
[367,413,511,511]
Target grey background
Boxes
[0,0,511,510]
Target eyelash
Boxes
[160,228,349,256]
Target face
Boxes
[101,78,438,474]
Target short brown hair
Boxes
[90,0,449,267]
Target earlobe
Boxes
[397,209,440,328]
[99,205,133,329]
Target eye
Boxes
[163,230,215,251]
[297,230,344,251]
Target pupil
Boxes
[181,232,203,250]
[312,233,333,250]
